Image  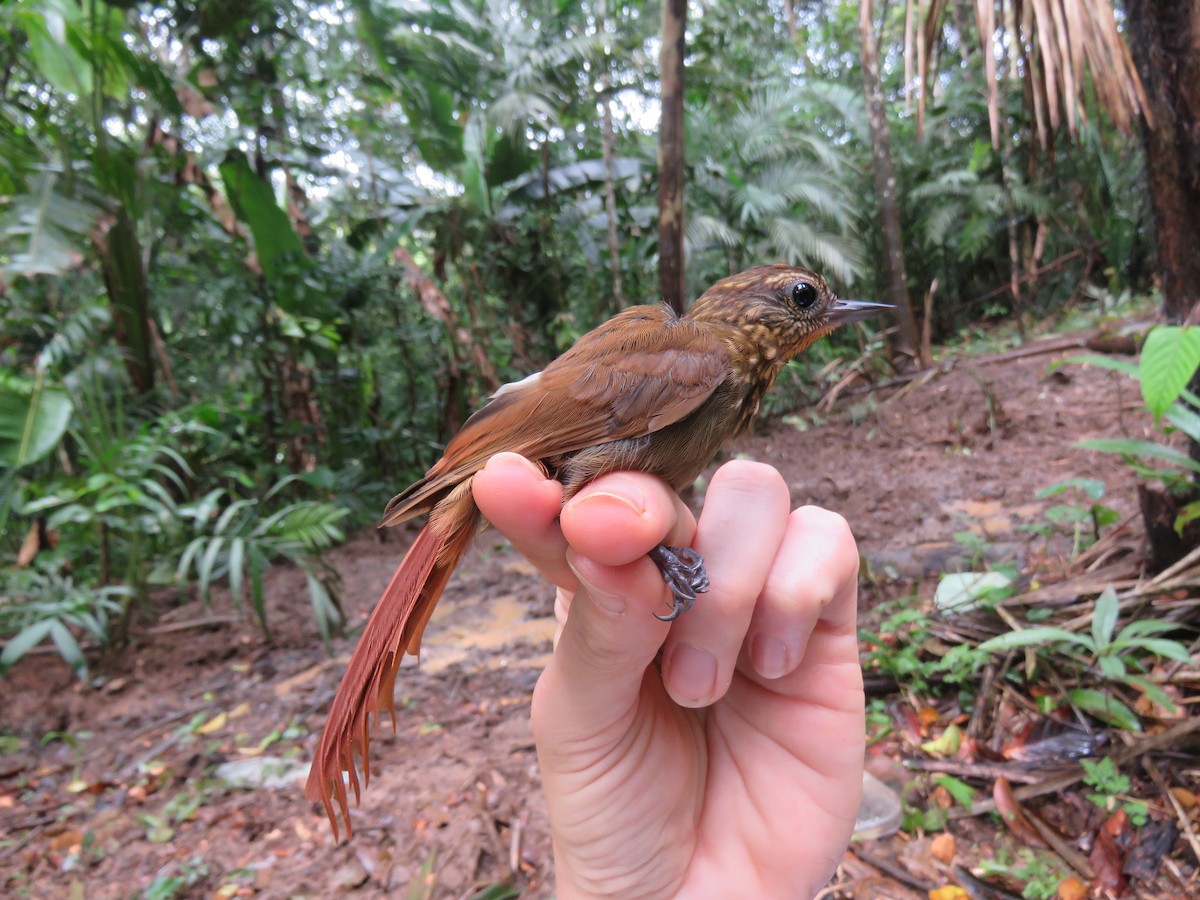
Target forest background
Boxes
[1,0,1199,897]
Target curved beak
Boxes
[828,297,893,325]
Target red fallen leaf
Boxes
[895,705,924,744]
[994,777,1046,848]
[1090,809,1130,895]
[1001,720,1035,758]
[955,735,981,762]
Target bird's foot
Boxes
[648,545,710,622]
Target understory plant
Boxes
[1072,325,1200,533]
[175,476,347,641]
[977,585,1189,730]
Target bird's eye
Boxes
[790,282,819,310]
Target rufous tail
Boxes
[305,488,479,840]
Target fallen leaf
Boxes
[48,829,84,853]
[930,832,956,863]
[272,662,329,697]
[928,886,968,900]
[16,521,41,567]
[993,777,1045,847]
[1056,876,1087,900]
[1170,787,1196,810]
[1090,809,1130,895]
[197,711,227,734]
[922,724,962,758]
[228,702,251,719]
[917,706,941,728]
[929,784,954,809]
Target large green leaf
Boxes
[1091,585,1119,649]
[0,375,73,469]
[1068,688,1141,731]
[0,172,100,277]
[1076,438,1200,476]
[461,113,491,215]
[978,626,1092,653]
[0,620,55,674]
[12,0,92,97]
[218,151,308,296]
[1139,326,1200,419]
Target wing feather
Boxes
[381,305,731,524]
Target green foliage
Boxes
[218,152,312,303]
[860,602,993,695]
[1025,478,1120,555]
[0,371,73,469]
[687,82,865,290]
[0,569,130,676]
[899,775,974,834]
[0,172,104,277]
[1081,757,1149,826]
[978,585,1188,729]
[1073,338,1200,534]
[979,848,1070,900]
[140,856,211,900]
[176,477,347,641]
[1139,326,1200,419]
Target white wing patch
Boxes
[491,370,543,400]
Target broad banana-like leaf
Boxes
[0,374,73,469]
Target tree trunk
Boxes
[598,0,625,311]
[92,208,154,395]
[657,0,686,315]
[859,0,921,365]
[1125,0,1200,324]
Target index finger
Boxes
[473,453,572,588]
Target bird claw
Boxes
[648,545,710,621]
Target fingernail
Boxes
[751,634,790,680]
[667,643,717,706]
[566,555,626,616]
[565,486,646,518]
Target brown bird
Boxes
[306,263,889,837]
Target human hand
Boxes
[472,453,865,898]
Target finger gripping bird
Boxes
[306,264,889,837]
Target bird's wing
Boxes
[381,306,731,524]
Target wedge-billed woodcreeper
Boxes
[307,263,890,837]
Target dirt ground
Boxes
[2,324,1194,898]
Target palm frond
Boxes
[684,214,741,252]
[763,219,865,286]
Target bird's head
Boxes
[687,263,891,359]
